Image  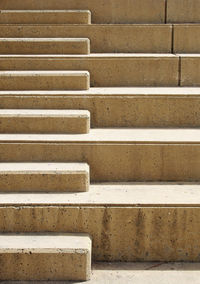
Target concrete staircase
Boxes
[0,0,200,281]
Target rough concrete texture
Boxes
[0,88,199,128]
[0,233,91,281]
[174,25,200,53]
[0,24,172,53]
[0,0,166,24]
[0,129,200,181]
[167,0,200,23]
[0,10,91,24]
[0,54,179,87]
[0,38,90,55]
[1,262,200,284]
[180,55,200,86]
[0,109,90,134]
[1,183,200,261]
[0,71,90,90]
[0,162,90,192]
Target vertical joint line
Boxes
[171,24,174,54]
[165,0,168,23]
[178,56,181,86]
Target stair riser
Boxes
[181,57,200,87]
[0,0,165,24]
[0,95,199,128]
[0,57,179,87]
[0,25,171,53]
[0,73,90,90]
[174,25,200,53]
[0,116,90,134]
[167,0,200,23]
[0,206,199,262]
[0,253,90,281]
[0,143,199,182]
[0,39,90,55]
[0,11,91,24]
[0,173,89,192]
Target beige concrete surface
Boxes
[0,24,172,53]
[0,87,199,128]
[1,262,200,284]
[0,109,90,134]
[0,10,91,24]
[0,38,90,55]
[0,233,91,281]
[1,182,200,206]
[0,54,179,87]
[0,71,90,90]
[0,0,166,24]
[0,129,199,181]
[167,0,200,23]
[0,162,89,192]
[174,25,200,53]
[180,55,200,86]
[1,193,200,261]
[0,128,199,143]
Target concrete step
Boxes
[0,24,172,53]
[167,0,200,23]
[0,54,179,87]
[0,71,90,90]
[0,0,166,24]
[0,162,90,192]
[0,109,90,134]
[0,233,91,281]
[0,38,90,55]
[0,182,200,261]
[0,10,91,24]
[174,25,200,53]
[0,129,199,182]
[0,87,199,128]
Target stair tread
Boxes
[0,182,199,206]
[0,87,199,96]
[0,53,176,58]
[0,162,89,173]
[0,38,89,42]
[0,109,90,117]
[0,128,200,143]
[0,10,91,13]
[0,70,89,76]
[0,233,91,252]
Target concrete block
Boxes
[167,0,200,23]
[0,162,90,192]
[0,38,90,54]
[0,109,90,134]
[0,10,91,24]
[174,25,200,53]
[180,55,200,86]
[0,71,90,90]
[0,233,91,281]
